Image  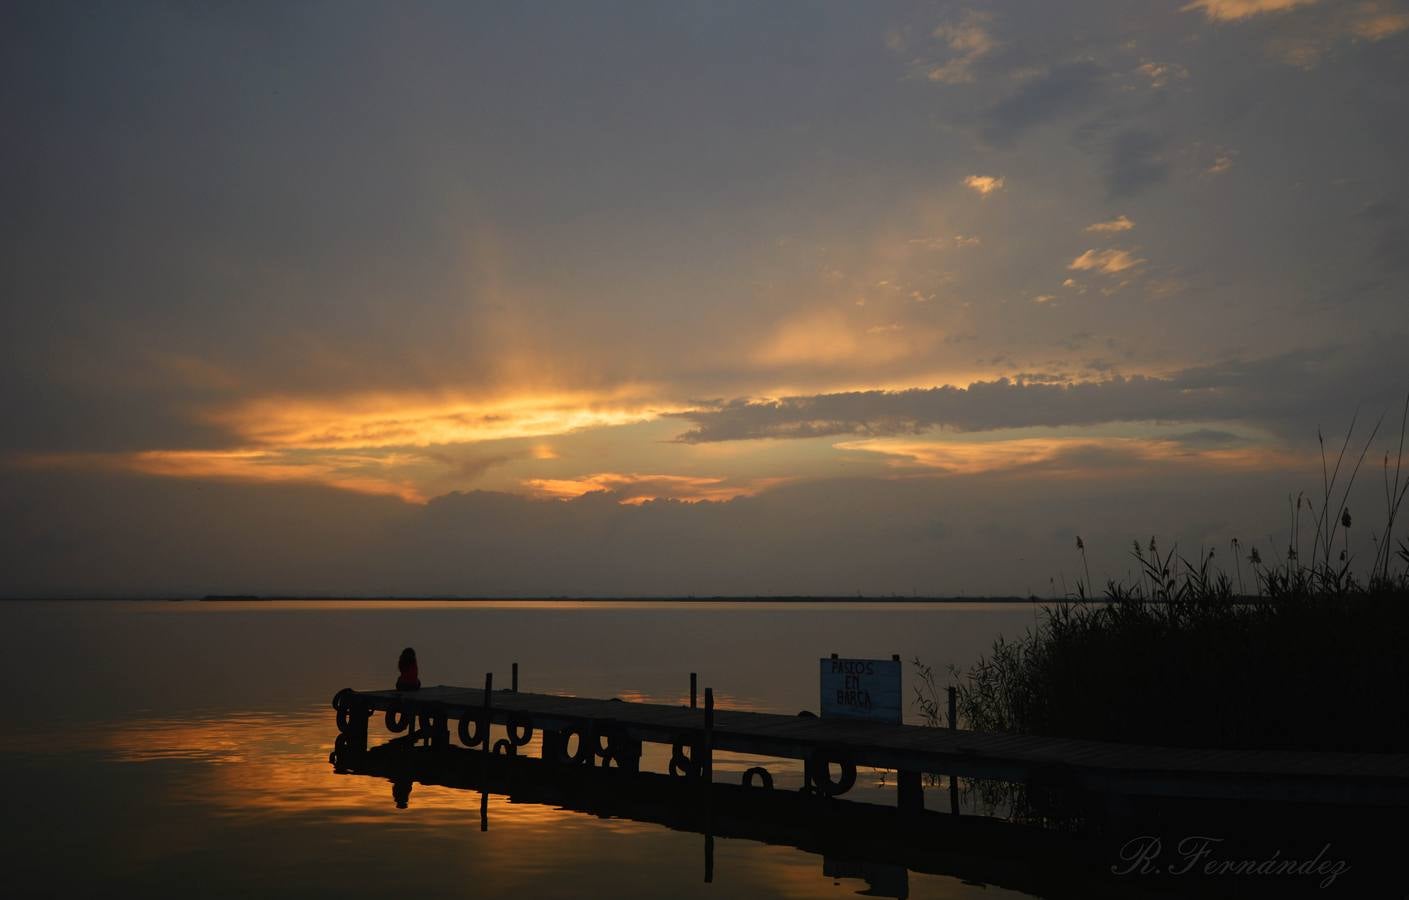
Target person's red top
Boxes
[397,661,420,690]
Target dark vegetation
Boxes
[922,398,1409,755]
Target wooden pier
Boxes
[331,678,1409,809]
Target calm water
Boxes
[0,600,1043,899]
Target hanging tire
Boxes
[329,733,350,768]
[507,715,534,747]
[807,754,857,796]
[742,766,774,789]
[560,724,593,765]
[385,703,411,734]
[669,736,700,779]
[333,689,357,733]
[458,712,488,748]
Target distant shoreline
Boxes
[3,594,1046,604]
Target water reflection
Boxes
[1,601,1050,898]
[332,719,1063,899]
[2,703,1035,899]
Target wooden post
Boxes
[898,770,923,813]
[948,685,959,816]
[702,687,714,785]
[512,662,519,693]
[350,696,369,755]
[894,654,923,811]
[541,728,562,765]
[432,704,449,751]
[690,672,697,709]
[483,672,493,759]
[704,832,714,884]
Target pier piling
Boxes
[703,687,714,785]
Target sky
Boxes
[3,0,1407,597]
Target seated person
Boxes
[396,647,421,691]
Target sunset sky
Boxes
[4,0,1407,597]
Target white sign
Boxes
[819,657,901,723]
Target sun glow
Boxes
[209,386,687,450]
[523,472,789,504]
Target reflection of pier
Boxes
[331,737,1080,897]
[332,680,1409,808]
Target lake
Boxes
[0,600,1043,899]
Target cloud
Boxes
[1182,0,1319,22]
[963,174,1005,195]
[675,378,1195,443]
[1348,3,1409,39]
[522,472,786,504]
[1206,150,1237,175]
[1033,294,1057,304]
[1166,428,1245,448]
[13,385,687,503]
[20,449,430,503]
[1136,61,1189,89]
[0,463,1333,598]
[1068,248,1146,275]
[423,449,520,479]
[1086,215,1135,233]
[835,435,1293,476]
[1267,35,1326,67]
[926,11,996,84]
[1251,2,1405,66]
[671,339,1408,443]
[1104,129,1170,197]
[981,61,1106,146]
[207,388,681,450]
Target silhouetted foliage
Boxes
[924,399,1409,754]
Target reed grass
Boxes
[922,397,1409,755]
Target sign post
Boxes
[819,654,902,724]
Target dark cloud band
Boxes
[674,340,1407,443]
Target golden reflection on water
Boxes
[6,707,835,809]
[1,705,1030,899]
[4,704,900,814]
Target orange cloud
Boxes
[523,473,788,504]
[22,449,428,503]
[1349,2,1409,39]
[963,174,1005,195]
[209,386,684,451]
[926,12,995,84]
[15,385,697,504]
[1068,248,1146,275]
[1182,0,1317,22]
[1085,215,1135,233]
[835,436,1299,476]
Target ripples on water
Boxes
[1,600,1041,898]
